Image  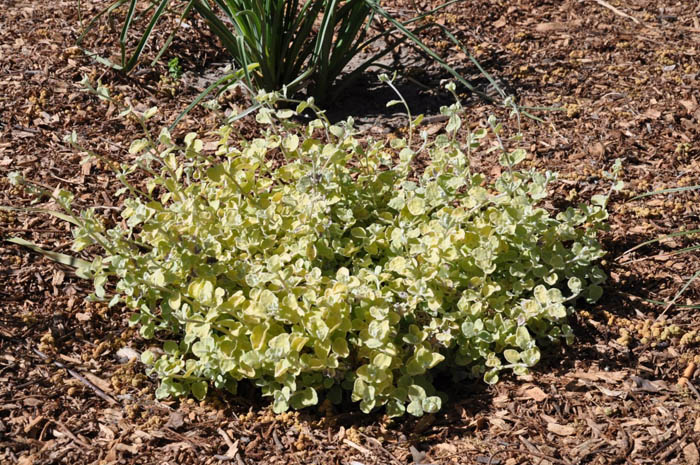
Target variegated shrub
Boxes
[60,93,620,416]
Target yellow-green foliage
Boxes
[59,94,620,417]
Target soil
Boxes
[1,0,700,464]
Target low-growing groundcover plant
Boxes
[10,87,621,417]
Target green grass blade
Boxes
[6,237,92,270]
[622,228,700,256]
[77,0,129,47]
[640,297,700,309]
[168,64,259,131]
[668,244,700,256]
[666,270,700,310]
[363,0,488,100]
[192,2,246,59]
[77,0,130,69]
[119,0,138,66]
[121,0,173,73]
[150,0,196,67]
[0,206,80,226]
[630,185,700,200]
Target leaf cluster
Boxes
[64,94,616,416]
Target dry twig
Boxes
[32,347,118,405]
[591,0,641,25]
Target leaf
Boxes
[163,341,179,355]
[422,396,441,413]
[407,399,423,416]
[567,277,582,295]
[484,369,499,385]
[373,353,392,370]
[273,390,290,413]
[520,348,541,367]
[407,384,426,401]
[6,237,92,270]
[386,256,407,274]
[519,385,548,402]
[141,350,156,366]
[191,381,208,401]
[290,387,318,409]
[406,197,425,216]
[332,338,350,357]
[207,164,226,182]
[586,284,604,302]
[188,278,215,306]
[503,349,520,364]
[129,139,150,154]
[386,399,406,418]
[283,134,299,152]
[515,326,531,350]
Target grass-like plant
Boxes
[623,184,700,313]
[78,0,494,105]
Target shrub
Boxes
[15,89,620,417]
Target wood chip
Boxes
[520,385,548,402]
[684,443,700,465]
[535,22,567,32]
[493,16,507,28]
[589,141,605,157]
[83,372,112,393]
[547,422,576,436]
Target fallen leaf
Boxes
[203,140,219,152]
[161,441,194,454]
[621,419,649,427]
[547,422,576,436]
[410,445,426,464]
[17,455,35,465]
[98,423,115,440]
[477,456,500,464]
[573,370,626,383]
[489,417,509,430]
[115,443,139,454]
[413,413,435,434]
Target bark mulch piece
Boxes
[1,0,699,464]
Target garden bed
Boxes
[1,0,699,464]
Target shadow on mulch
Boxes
[320,52,519,125]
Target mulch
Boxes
[1,0,699,464]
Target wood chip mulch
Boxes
[1,0,699,464]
